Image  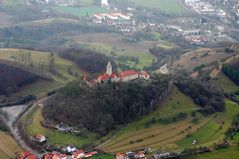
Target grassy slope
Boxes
[177,100,239,149]
[0,48,82,97]
[99,86,239,153]
[71,33,159,69]
[99,86,206,153]
[24,106,98,147]
[0,132,23,159]
[187,146,239,159]
[212,73,239,93]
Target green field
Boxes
[123,0,187,14]
[53,6,111,17]
[79,42,156,69]
[71,33,159,69]
[25,106,98,147]
[187,146,239,159]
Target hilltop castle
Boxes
[96,61,150,83]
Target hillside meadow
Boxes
[99,84,239,153]
[99,86,204,153]
[0,132,23,159]
[0,48,83,97]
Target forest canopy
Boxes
[58,48,116,74]
[0,63,39,95]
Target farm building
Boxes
[35,133,47,143]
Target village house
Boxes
[35,133,47,143]
[72,150,85,159]
[52,152,67,159]
[19,151,37,159]
[44,153,53,159]
[116,151,147,159]
[95,61,150,83]
[116,153,126,159]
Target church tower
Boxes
[106,61,112,75]
[101,0,109,8]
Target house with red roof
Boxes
[72,150,85,159]
[51,152,67,159]
[116,152,126,159]
[84,151,98,158]
[19,151,37,159]
[44,153,53,159]
[35,133,46,143]
[139,71,150,80]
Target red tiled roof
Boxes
[140,71,149,76]
[53,153,67,159]
[27,155,37,159]
[118,70,138,78]
[98,73,118,80]
[111,73,118,78]
[35,134,45,140]
[44,153,53,159]
[98,73,111,80]
[72,150,84,158]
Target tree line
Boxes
[222,63,239,85]
[176,78,225,114]
[0,63,39,95]
[58,48,116,74]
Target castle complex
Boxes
[96,61,150,83]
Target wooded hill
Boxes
[0,63,39,95]
[59,48,116,74]
[43,75,171,135]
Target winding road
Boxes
[0,97,50,158]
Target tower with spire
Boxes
[101,0,109,8]
[106,61,112,75]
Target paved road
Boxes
[0,97,50,158]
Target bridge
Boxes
[0,59,52,80]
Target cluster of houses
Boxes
[116,151,146,159]
[43,150,97,159]
[93,12,131,21]
[185,0,226,17]
[20,133,98,159]
[84,61,150,85]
